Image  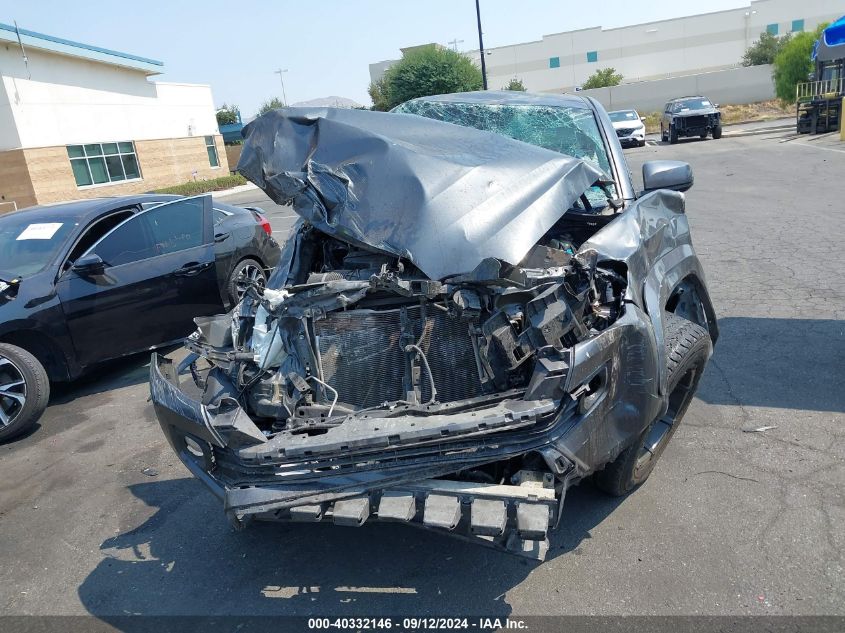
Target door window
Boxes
[86,197,206,267]
[146,198,204,255]
[64,209,136,269]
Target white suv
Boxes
[608,109,646,147]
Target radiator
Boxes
[314,306,482,409]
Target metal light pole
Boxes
[448,38,464,51]
[475,0,488,90]
[274,68,289,105]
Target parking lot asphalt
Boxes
[1,130,843,619]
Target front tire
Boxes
[669,125,678,144]
[227,258,267,304]
[594,313,711,496]
[0,343,50,442]
[712,126,722,139]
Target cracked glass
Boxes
[394,100,615,207]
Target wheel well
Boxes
[224,255,268,309]
[0,331,69,382]
[232,255,265,276]
[665,275,718,343]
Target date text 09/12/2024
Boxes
[307,617,528,630]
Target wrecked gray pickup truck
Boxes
[151,92,718,559]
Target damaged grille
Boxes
[314,306,482,409]
[678,115,707,128]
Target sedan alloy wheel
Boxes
[0,355,27,428]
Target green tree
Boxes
[773,23,828,103]
[742,31,792,66]
[375,45,483,111]
[502,77,526,91]
[368,77,391,111]
[257,97,285,116]
[216,103,240,126]
[581,68,623,90]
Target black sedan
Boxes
[0,193,280,440]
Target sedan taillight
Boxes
[250,209,272,236]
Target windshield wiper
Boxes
[578,178,622,213]
[597,180,623,211]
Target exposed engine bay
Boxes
[186,212,626,450]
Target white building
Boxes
[370,0,842,94]
[0,23,227,211]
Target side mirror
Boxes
[642,160,694,193]
[72,253,105,276]
[713,103,720,109]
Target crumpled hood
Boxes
[237,107,605,280]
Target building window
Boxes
[586,51,598,63]
[205,136,219,167]
[67,142,141,187]
[766,23,779,35]
[549,56,560,69]
[791,19,804,32]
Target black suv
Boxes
[661,96,722,144]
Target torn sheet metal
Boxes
[237,107,605,280]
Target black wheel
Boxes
[594,313,711,496]
[638,139,646,147]
[660,125,667,142]
[700,132,708,139]
[712,126,722,139]
[0,343,50,442]
[228,258,266,304]
[669,124,678,144]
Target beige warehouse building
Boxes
[0,23,227,212]
[371,0,842,95]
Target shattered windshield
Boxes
[393,100,615,208]
[672,98,713,112]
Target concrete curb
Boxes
[213,182,259,198]
[723,124,794,138]
[646,118,794,139]
[645,123,795,143]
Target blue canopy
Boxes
[813,15,845,62]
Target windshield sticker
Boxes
[16,223,64,241]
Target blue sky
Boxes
[6,0,750,116]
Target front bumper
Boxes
[674,115,720,137]
[616,129,645,146]
[151,355,564,558]
[150,307,663,559]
